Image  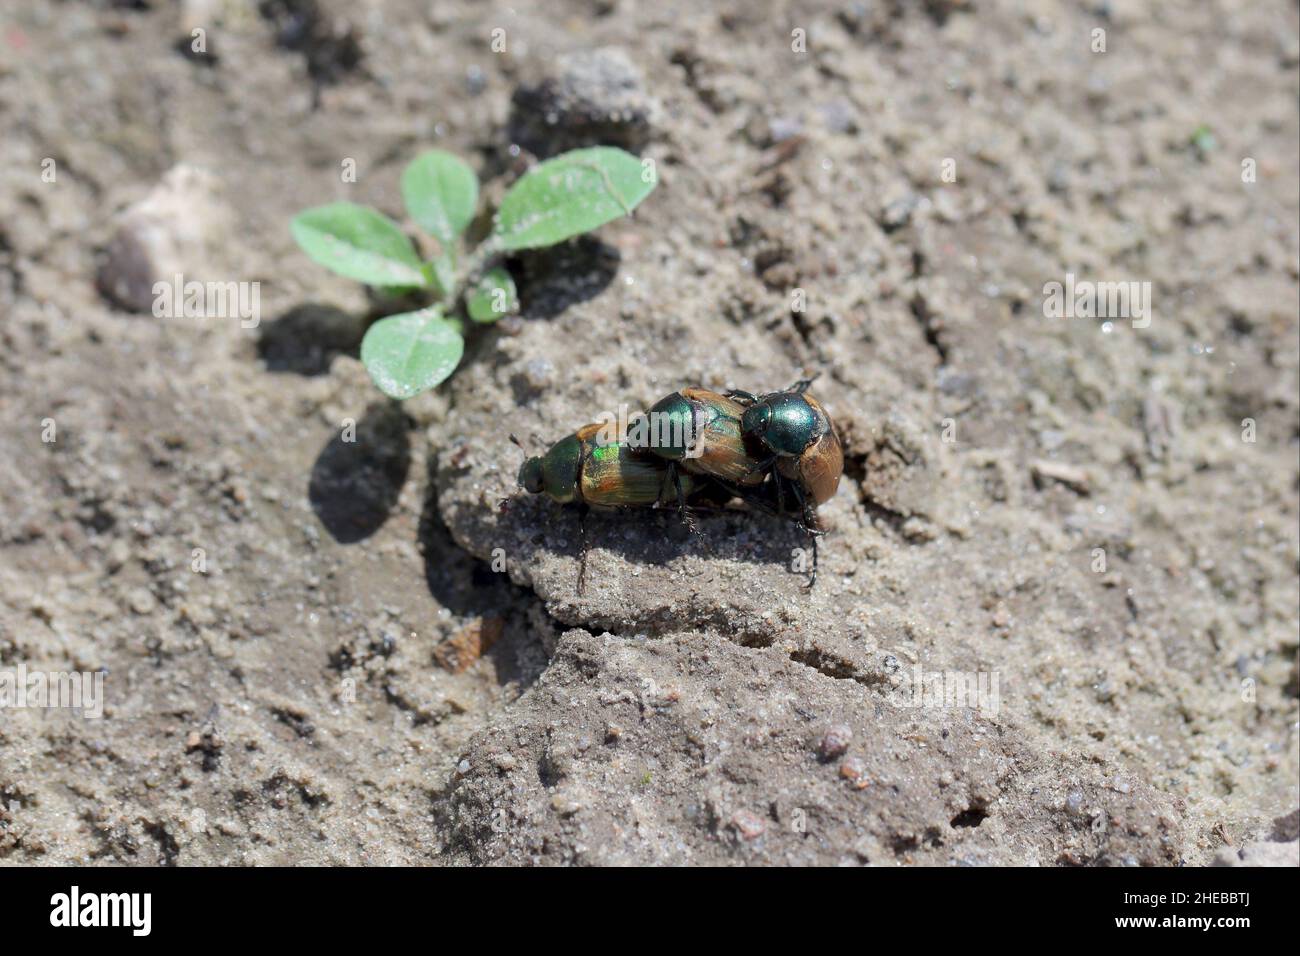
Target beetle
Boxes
[644,387,767,490]
[514,424,708,591]
[515,422,708,508]
[647,379,843,585]
[730,378,843,521]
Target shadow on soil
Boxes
[308,400,411,543]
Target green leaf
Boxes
[360,307,464,400]
[466,267,519,323]
[441,313,466,337]
[493,146,657,251]
[401,150,479,249]
[291,203,428,287]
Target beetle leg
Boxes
[788,373,819,394]
[725,389,759,405]
[668,463,685,517]
[786,481,820,588]
[743,454,778,482]
[666,462,700,536]
[806,530,819,589]
[576,504,590,596]
[665,460,696,528]
[721,477,777,518]
[801,505,822,535]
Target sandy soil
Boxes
[0,0,1297,865]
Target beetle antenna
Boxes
[790,371,821,394]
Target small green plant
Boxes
[1190,123,1216,158]
[291,147,658,399]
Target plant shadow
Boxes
[259,291,431,377]
[515,235,620,320]
[308,401,411,543]
[258,302,365,376]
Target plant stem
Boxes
[441,237,503,311]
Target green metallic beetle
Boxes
[515,422,708,591]
[729,379,843,519]
[646,379,843,585]
[516,379,843,589]
[516,421,703,508]
[645,387,768,489]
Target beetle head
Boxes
[518,456,545,494]
[742,391,824,457]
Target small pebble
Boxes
[839,756,871,789]
[522,358,555,392]
[817,724,853,760]
[128,587,156,615]
[492,752,518,772]
[730,809,767,840]
[551,790,585,817]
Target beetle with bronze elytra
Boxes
[515,378,843,588]
[645,377,843,584]
[512,423,723,591]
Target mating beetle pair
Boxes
[515,379,843,587]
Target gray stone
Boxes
[509,47,659,157]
